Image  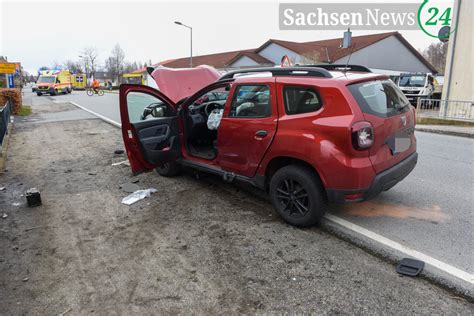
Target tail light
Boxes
[352,121,374,150]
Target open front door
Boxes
[120,84,180,175]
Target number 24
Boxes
[426,7,452,26]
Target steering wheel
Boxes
[204,102,223,116]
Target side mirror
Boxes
[152,106,164,118]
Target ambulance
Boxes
[71,74,87,90]
[36,69,72,96]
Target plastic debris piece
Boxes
[120,182,141,193]
[26,188,42,207]
[112,160,129,166]
[0,187,6,191]
[1,213,8,219]
[114,149,125,155]
[121,188,157,205]
[22,277,29,282]
[396,258,424,277]
[12,202,20,206]
[88,172,97,175]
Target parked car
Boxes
[119,65,417,227]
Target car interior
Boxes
[136,84,272,161]
[184,84,271,160]
[185,86,230,160]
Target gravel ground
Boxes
[0,100,472,314]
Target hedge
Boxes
[0,88,22,114]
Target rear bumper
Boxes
[327,152,418,203]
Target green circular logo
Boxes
[417,0,457,39]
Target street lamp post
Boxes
[174,21,193,68]
[78,55,89,86]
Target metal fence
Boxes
[0,98,12,146]
[417,98,474,121]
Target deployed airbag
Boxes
[207,109,223,130]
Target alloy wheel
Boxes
[275,178,310,218]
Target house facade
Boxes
[161,31,437,76]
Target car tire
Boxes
[155,162,181,177]
[36,92,42,96]
[269,165,327,227]
[51,90,57,96]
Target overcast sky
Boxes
[1,0,453,74]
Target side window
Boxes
[283,86,322,115]
[229,85,271,118]
[127,92,173,123]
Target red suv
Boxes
[119,65,417,227]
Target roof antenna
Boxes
[342,28,353,73]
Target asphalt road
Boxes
[34,89,474,291]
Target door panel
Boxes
[120,84,180,175]
[132,117,180,165]
[217,81,278,178]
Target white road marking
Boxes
[69,101,474,286]
[68,101,122,128]
[325,213,474,284]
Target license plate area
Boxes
[386,128,413,155]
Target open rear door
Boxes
[119,84,180,175]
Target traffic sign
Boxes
[0,63,16,74]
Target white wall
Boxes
[258,43,303,65]
[229,55,260,68]
[336,35,432,73]
[442,0,473,102]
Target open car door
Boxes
[120,84,181,175]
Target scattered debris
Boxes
[122,188,157,205]
[396,258,425,277]
[26,188,42,207]
[0,186,5,191]
[64,169,72,173]
[120,182,141,193]
[25,225,47,232]
[112,160,129,166]
[88,171,97,175]
[59,307,72,316]
[22,277,29,282]
[131,179,140,183]
[114,149,125,155]
[12,202,20,206]
[1,213,8,219]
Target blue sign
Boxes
[7,74,14,88]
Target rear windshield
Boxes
[348,80,410,118]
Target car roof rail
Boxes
[298,64,372,73]
[219,67,333,80]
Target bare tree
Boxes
[299,51,321,65]
[421,42,448,73]
[80,46,99,77]
[51,60,62,69]
[64,60,83,74]
[105,44,125,84]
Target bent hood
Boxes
[150,65,221,103]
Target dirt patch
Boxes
[0,100,472,314]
